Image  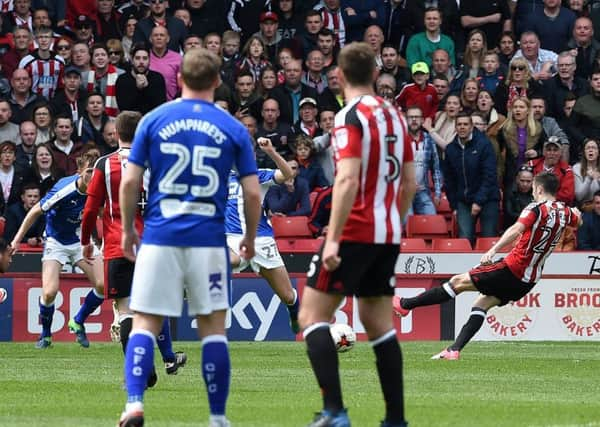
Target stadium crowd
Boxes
[0,0,599,249]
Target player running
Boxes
[117,48,261,427]
[393,171,582,359]
[10,150,104,349]
[226,136,300,333]
[80,111,187,387]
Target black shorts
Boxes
[306,242,399,297]
[104,257,135,300]
[469,260,535,306]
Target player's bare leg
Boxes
[197,310,231,427]
[36,260,62,348]
[260,266,299,333]
[299,287,348,426]
[359,296,407,427]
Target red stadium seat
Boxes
[277,238,323,253]
[474,237,512,252]
[431,238,472,252]
[405,215,449,240]
[401,238,429,252]
[271,216,313,238]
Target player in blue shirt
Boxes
[9,150,104,349]
[117,48,261,427]
[225,136,300,332]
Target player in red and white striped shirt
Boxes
[18,26,64,100]
[300,42,416,427]
[394,171,582,360]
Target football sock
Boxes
[450,307,487,351]
[202,335,230,416]
[39,300,54,338]
[119,315,133,355]
[287,288,298,306]
[124,329,156,404]
[402,282,455,309]
[157,317,175,363]
[303,322,344,414]
[74,289,104,324]
[372,330,406,426]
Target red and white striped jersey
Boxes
[18,52,64,99]
[504,200,579,283]
[331,95,412,244]
[1,0,13,13]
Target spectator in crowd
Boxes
[409,0,462,53]
[572,68,600,141]
[316,28,336,69]
[173,7,192,32]
[237,35,271,83]
[8,68,44,125]
[106,38,127,70]
[295,10,322,58]
[430,48,464,94]
[227,0,270,42]
[396,61,438,124]
[293,97,322,138]
[428,93,461,150]
[258,65,278,99]
[3,183,45,246]
[25,143,64,196]
[203,32,222,56]
[531,96,570,159]
[459,77,479,113]
[148,25,181,101]
[233,70,262,121]
[383,0,414,57]
[342,1,386,44]
[293,133,328,191]
[406,7,456,68]
[573,138,600,209]
[563,16,599,80]
[54,37,73,66]
[475,90,507,184]
[459,0,511,52]
[264,158,311,217]
[15,121,37,170]
[307,185,332,237]
[0,27,32,81]
[120,15,137,62]
[73,15,96,46]
[254,11,285,61]
[185,0,229,38]
[543,51,589,121]
[363,24,385,67]
[72,42,92,74]
[503,164,534,227]
[577,190,600,249]
[274,0,303,41]
[118,1,148,21]
[50,66,87,124]
[32,7,52,33]
[0,140,27,217]
[76,92,110,151]
[94,0,121,42]
[512,31,557,81]
[312,106,335,185]
[443,112,499,244]
[380,44,410,91]
[302,49,328,94]
[497,31,517,66]
[0,100,20,143]
[48,114,85,174]
[133,0,187,52]
[375,73,397,103]
[523,0,576,54]
[101,120,118,153]
[7,0,34,32]
[256,98,294,167]
[478,51,505,96]
[314,0,349,47]
[432,74,450,102]
[528,136,575,205]
[493,56,544,115]
[222,31,241,79]
[270,58,320,126]
[115,44,166,115]
[405,105,442,215]
[461,29,487,79]
[19,26,65,100]
[86,43,124,118]
[183,34,203,53]
[31,103,53,145]
[320,65,343,111]
[240,114,258,143]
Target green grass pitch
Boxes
[0,341,599,426]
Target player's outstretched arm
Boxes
[239,174,261,261]
[9,204,43,254]
[399,161,417,221]
[257,137,293,184]
[119,162,143,261]
[480,221,525,265]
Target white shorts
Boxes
[227,235,284,273]
[41,237,99,265]
[129,244,230,317]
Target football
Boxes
[329,323,356,352]
[0,287,7,304]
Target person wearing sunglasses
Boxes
[492,56,544,115]
[133,0,188,52]
[54,37,73,65]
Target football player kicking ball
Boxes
[80,111,187,388]
[394,171,582,359]
[10,150,104,349]
[225,137,300,333]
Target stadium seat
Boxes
[271,216,313,238]
[405,215,449,240]
[431,238,472,252]
[401,238,429,252]
[474,237,512,252]
[277,238,322,253]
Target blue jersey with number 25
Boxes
[128,98,258,247]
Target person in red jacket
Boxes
[528,136,575,205]
[395,61,438,127]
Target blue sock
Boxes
[157,317,175,363]
[39,301,54,338]
[202,335,230,416]
[74,289,104,325]
[124,330,156,404]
